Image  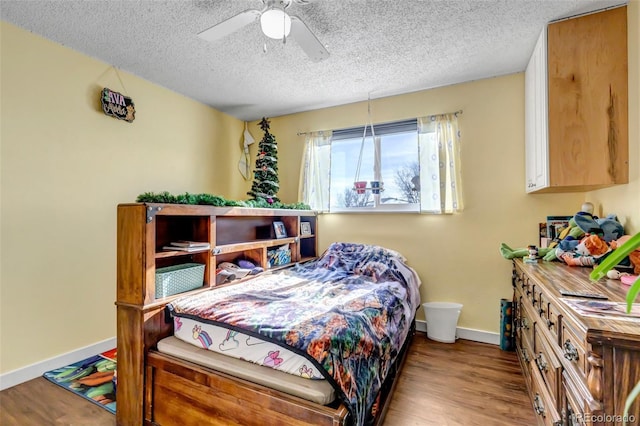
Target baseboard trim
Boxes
[0,337,116,391]
[415,319,500,346]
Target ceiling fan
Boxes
[198,0,329,62]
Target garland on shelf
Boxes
[136,191,311,210]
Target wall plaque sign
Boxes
[101,88,135,122]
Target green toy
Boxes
[499,243,552,260]
[499,217,587,262]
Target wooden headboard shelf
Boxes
[116,203,321,425]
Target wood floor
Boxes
[0,334,536,426]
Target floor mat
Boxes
[43,348,116,414]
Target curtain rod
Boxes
[296,109,463,136]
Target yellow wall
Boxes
[0,21,244,373]
[587,1,640,234]
[265,74,584,332]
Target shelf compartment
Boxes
[155,215,210,253]
[214,237,297,255]
[214,248,264,271]
[300,238,317,260]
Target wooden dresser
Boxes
[512,259,640,425]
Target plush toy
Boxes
[499,204,627,268]
[499,243,552,260]
[610,235,640,275]
[555,233,610,266]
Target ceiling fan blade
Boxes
[289,16,329,62]
[198,9,261,42]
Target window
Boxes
[299,113,463,214]
[330,120,420,212]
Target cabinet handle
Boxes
[533,394,545,415]
[563,340,579,361]
[522,347,530,363]
[538,307,546,316]
[532,298,538,306]
[535,353,548,372]
[520,317,529,330]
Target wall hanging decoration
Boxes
[101,87,135,122]
[238,122,255,180]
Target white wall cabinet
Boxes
[525,29,548,193]
[524,6,628,194]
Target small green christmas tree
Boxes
[247,117,280,204]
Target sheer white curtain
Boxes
[299,130,332,212]
[418,113,464,213]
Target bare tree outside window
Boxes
[393,161,420,204]
[340,187,374,207]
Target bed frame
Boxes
[116,203,414,425]
[116,300,414,426]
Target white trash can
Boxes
[422,302,463,343]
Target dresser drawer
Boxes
[530,358,562,426]
[560,320,587,380]
[518,297,536,350]
[534,328,562,407]
[545,300,560,342]
[536,291,560,340]
[517,344,532,387]
[561,371,593,426]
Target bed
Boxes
[121,242,420,426]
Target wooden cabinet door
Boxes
[546,6,628,189]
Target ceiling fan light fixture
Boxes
[260,9,291,39]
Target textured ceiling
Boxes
[1,0,627,121]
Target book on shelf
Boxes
[170,240,211,248]
[163,243,210,252]
[546,216,572,241]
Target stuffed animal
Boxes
[610,235,640,275]
[499,204,627,268]
[555,233,610,266]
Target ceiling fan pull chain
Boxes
[282,1,287,44]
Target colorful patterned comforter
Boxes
[168,242,421,425]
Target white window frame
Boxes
[299,114,463,214]
[329,120,420,213]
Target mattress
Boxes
[157,336,336,405]
[168,242,422,426]
[173,315,325,379]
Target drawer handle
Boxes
[538,307,546,316]
[522,347,530,363]
[545,318,554,330]
[532,298,538,306]
[520,317,530,330]
[563,405,578,426]
[533,394,545,416]
[563,340,579,361]
[535,353,548,372]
